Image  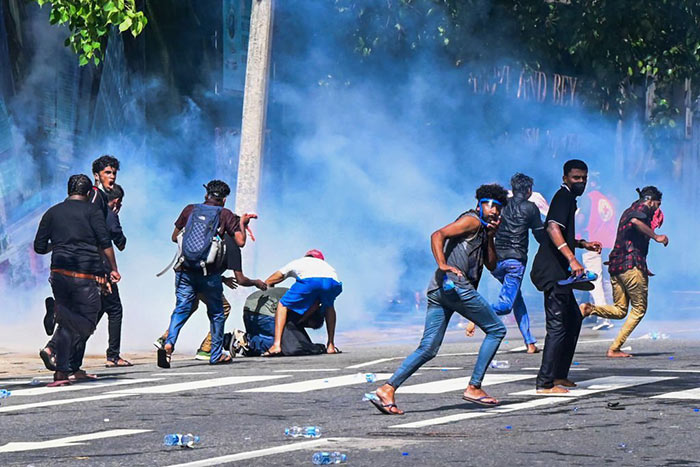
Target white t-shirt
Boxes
[278,257,339,281]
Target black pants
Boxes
[50,273,101,373]
[281,311,326,356]
[536,287,582,389]
[96,283,123,360]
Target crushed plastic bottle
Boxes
[616,442,627,450]
[164,433,200,448]
[490,360,510,369]
[362,393,379,402]
[0,389,11,399]
[30,378,42,386]
[284,426,321,439]
[364,373,376,383]
[312,451,347,465]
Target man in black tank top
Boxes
[369,184,509,415]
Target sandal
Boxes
[210,354,232,365]
[68,370,98,382]
[105,357,133,368]
[39,347,57,372]
[369,398,404,415]
[462,395,499,406]
[262,350,283,357]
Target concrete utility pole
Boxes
[234,0,274,216]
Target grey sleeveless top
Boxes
[427,210,487,293]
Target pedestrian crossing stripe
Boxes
[8,378,162,397]
[109,375,290,395]
[398,374,533,394]
[390,375,676,428]
[237,373,394,393]
[651,387,700,400]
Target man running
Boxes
[371,184,509,415]
[34,174,121,384]
[580,186,668,358]
[531,159,602,394]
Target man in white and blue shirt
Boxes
[263,250,342,356]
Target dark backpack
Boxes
[181,204,222,273]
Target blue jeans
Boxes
[166,271,225,363]
[243,311,275,356]
[491,259,536,345]
[388,286,506,388]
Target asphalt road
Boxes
[1,331,699,466]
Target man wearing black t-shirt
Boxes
[531,159,602,394]
[34,174,121,384]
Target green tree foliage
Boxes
[335,0,700,125]
[35,0,148,66]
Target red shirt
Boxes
[175,199,241,237]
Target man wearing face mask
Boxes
[580,186,668,358]
[369,184,509,415]
[531,159,603,394]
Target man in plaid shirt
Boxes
[580,186,669,357]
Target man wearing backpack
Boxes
[158,180,256,368]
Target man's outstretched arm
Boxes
[631,218,669,246]
[430,215,481,277]
[265,270,285,286]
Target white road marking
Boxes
[651,387,700,400]
[510,376,675,397]
[398,374,533,394]
[391,375,676,428]
[421,367,463,370]
[0,429,150,453]
[391,397,564,428]
[109,375,290,395]
[149,372,218,377]
[163,438,330,467]
[238,373,393,393]
[0,394,133,413]
[9,378,163,397]
[273,369,340,373]
[345,358,398,369]
[651,369,700,374]
[508,346,527,352]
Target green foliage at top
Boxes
[35,0,148,66]
[334,0,700,126]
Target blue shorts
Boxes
[280,278,343,315]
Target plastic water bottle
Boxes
[312,452,347,465]
[364,373,376,383]
[442,274,455,291]
[490,360,510,369]
[164,433,200,448]
[284,426,321,438]
[0,389,11,399]
[30,378,42,386]
[362,393,379,402]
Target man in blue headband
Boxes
[369,184,509,415]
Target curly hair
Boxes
[92,155,120,174]
[475,183,509,206]
[205,180,231,199]
[107,183,125,201]
[67,174,93,196]
[510,173,534,195]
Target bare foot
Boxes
[463,384,498,405]
[607,349,632,358]
[579,303,594,318]
[536,386,570,394]
[465,321,475,337]
[164,343,173,355]
[526,344,539,354]
[375,383,404,414]
[553,378,577,387]
[263,343,283,357]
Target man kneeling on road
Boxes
[261,250,342,356]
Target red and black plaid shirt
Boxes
[607,201,653,276]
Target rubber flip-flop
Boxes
[557,272,598,287]
[210,355,233,365]
[157,348,171,369]
[369,398,404,415]
[39,348,57,372]
[262,351,283,357]
[43,297,55,336]
[105,358,133,368]
[47,379,71,387]
[68,371,98,383]
[462,395,499,407]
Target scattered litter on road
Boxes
[285,426,322,439]
[103,418,110,422]
[505,425,512,430]
[490,360,510,369]
[572,407,579,413]
[0,389,11,399]
[30,378,42,386]
[607,402,625,411]
[244,437,251,440]
[402,452,409,456]
[440,368,448,371]
[617,443,627,450]
[504,341,509,345]
[573,362,580,366]
[669,356,675,360]
[312,451,347,465]
[164,433,200,448]
[364,373,376,383]
[693,408,699,413]
[363,393,379,402]
[620,346,632,351]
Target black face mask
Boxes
[570,182,586,196]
